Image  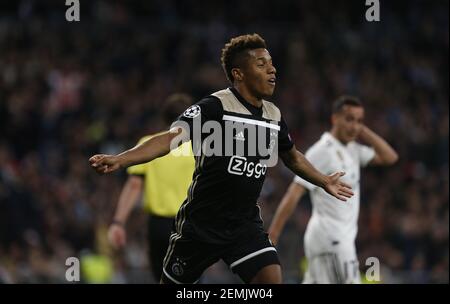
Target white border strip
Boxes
[223,115,280,131]
[230,247,277,269]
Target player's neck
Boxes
[330,128,349,145]
[233,85,263,108]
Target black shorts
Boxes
[161,230,279,284]
[147,214,174,281]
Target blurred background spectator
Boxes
[0,0,448,283]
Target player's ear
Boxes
[231,68,244,82]
[331,113,338,125]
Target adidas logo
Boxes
[234,131,245,142]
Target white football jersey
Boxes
[294,132,375,248]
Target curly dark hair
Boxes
[221,33,267,84]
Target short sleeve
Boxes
[127,162,147,175]
[357,143,376,167]
[278,116,294,152]
[293,146,330,191]
[172,96,223,140]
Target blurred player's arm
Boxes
[360,125,398,166]
[108,175,143,249]
[89,127,187,174]
[280,147,353,202]
[268,181,306,245]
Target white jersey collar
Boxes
[322,132,350,149]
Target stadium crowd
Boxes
[0,0,448,283]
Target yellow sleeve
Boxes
[125,135,153,175]
[126,162,147,175]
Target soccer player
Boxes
[89,34,353,284]
[268,95,398,284]
[107,93,195,282]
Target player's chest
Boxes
[327,148,360,186]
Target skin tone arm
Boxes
[107,176,143,249]
[269,125,398,245]
[268,182,306,245]
[89,127,186,174]
[92,128,187,247]
[280,146,354,202]
[360,125,399,166]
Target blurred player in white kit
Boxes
[269,96,398,283]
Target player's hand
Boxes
[357,124,370,141]
[324,172,354,202]
[107,223,127,249]
[89,154,121,174]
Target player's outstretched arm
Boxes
[89,127,187,174]
[268,182,306,245]
[280,147,354,201]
